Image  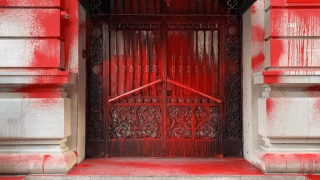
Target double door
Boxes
[105,17,225,157]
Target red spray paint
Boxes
[42,155,51,172]
[266,98,275,124]
[251,2,266,73]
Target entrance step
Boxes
[23,176,307,180]
[1,158,319,179]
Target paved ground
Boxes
[1,158,319,180]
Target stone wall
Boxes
[243,0,320,173]
[0,0,85,174]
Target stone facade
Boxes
[0,0,86,174]
[243,0,320,174]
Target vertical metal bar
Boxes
[110,30,118,97]
[186,31,191,97]
[211,31,215,96]
[110,0,115,14]
[126,31,134,100]
[195,31,199,97]
[214,30,219,96]
[103,22,110,156]
[166,0,173,14]
[162,20,168,155]
[147,0,154,14]
[205,0,212,14]
[150,31,157,98]
[117,31,125,97]
[179,31,184,99]
[124,0,130,14]
[139,0,146,14]
[190,0,196,14]
[198,30,204,96]
[203,30,207,95]
[182,0,188,14]
[213,0,219,14]
[198,0,204,14]
[171,31,176,100]
[141,31,149,99]
[134,31,142,97]
[154,0,161,14]
[115,0,123,14]
[131,0,138,14]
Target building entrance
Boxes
[86,0,243,158]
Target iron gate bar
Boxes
[167,79,221,103]
[108,78,163,103]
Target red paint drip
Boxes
[74,151,78,158]
[42,155,51,173]
[266,98,275,124]
[294,154,318,174]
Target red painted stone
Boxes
[287,0,319,2]
[266,9,320,38]
[0,9,61,37]
[266,39,320,67]
[266,0,320,9]
[0,0,60,7]
[67,158,266,176]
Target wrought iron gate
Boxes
[86,10,243,158]
[101,16,228,157]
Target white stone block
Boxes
[0,98,71,139]
[0,99,23,138]
[309,98,320,138]
[0,39,61,68]
[0,9,60,37]
[310,76,320,84]
[259,98,309,138]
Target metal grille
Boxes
[109,0,222,14]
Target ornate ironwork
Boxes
[85,0,244,15]
[86,7,243,156]
[87,16,104,140]
[110,106,135,138]
[195,106,220,138]
[89,0,101,15]
[137,106,162,138]
[109,106,162,138]
[168,106,192,138]
[225,16,242,139]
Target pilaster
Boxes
[251,0,320,173]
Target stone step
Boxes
[22,175,307,180]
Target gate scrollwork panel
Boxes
[110,106,162,139]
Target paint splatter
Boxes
[42,155,51,173]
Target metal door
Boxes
[105,17,224,157]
